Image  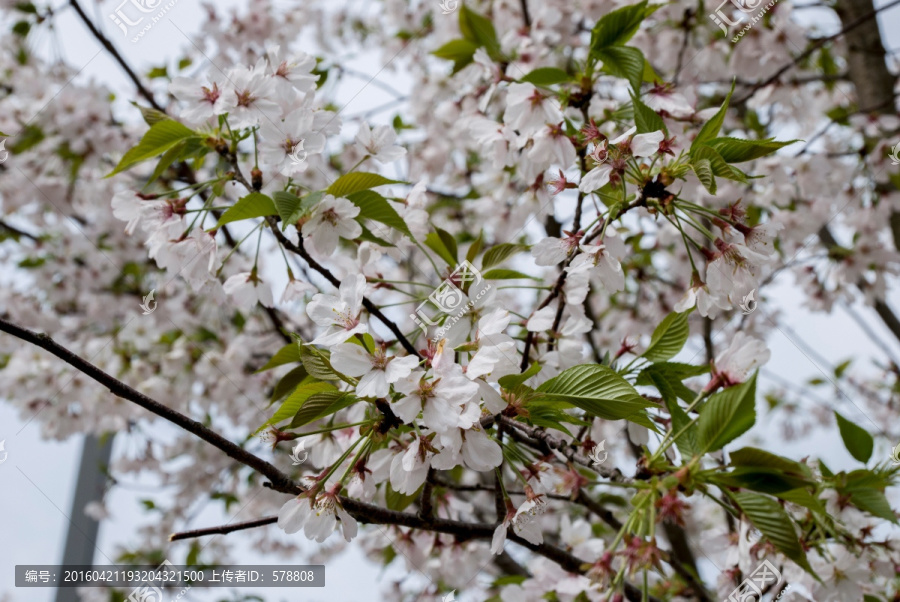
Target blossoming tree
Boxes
[0,0,898,600]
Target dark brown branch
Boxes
[0,316,656,594]
[0,220,40,242]
[169,517,277,541]
[265,216,421,357]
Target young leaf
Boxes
[270,366,309,403]
[691,157,715,194]
[256,342,303,372]
[107,120,197,178]
[481,269,539,280]
[519,67,571,86]
[642,310,691,363]
[499,362,542,390]
[273,191,303,225]
[459,5,501,59]
[847,488,897,523]
[289,391,358,428]
[834,411,873,463]
[299,346,340,380]
[432,38,478,74]
[216,193,278,227]
[632,93,667,135]
[326,172,404,198]
[347,190,413,240]
[697,373,757,453]
[732,491,817,576]
[535,364,657,428]
[595,46,645,92]
[705,137,799,163]
[590,1,653,51]
[425,230,457,266]
[690,82,735,155]
[255,380,337,433]
[481,243,526,269]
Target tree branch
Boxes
[265,216,421,357]
[0,315,663,597]
[170,517,277,542]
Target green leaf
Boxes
[215,193,278,227]
[281,191,324,229]
[289,391,358,428]
[705,137,799,163]
[347,190,413,240]
[834,411,874,463]
[632,93,667,135]
[595,46,645,92]
[732,491,816,576]
[663,397,698,459]
[636,362,706,403]
[690,82,735,155]
[642,311,691,363]
[270,366,309,403]
[691,157,715,194]
[256,342,303,372]
[273,190,303,225]
[536,364,657,429]
[425,230,457,266]
[590,1,653,51]
[107,120,197,178]
[481,268,539,280]
[432,38,479,74]
[300,346,341,380]
[130,102,170,127]
[255,380,337,433]
[499,363,542,390]
[466,231,484,263]
[459,5,501,59]
[730,447,809,475]
[848,488,897,523]
[481,243,526,269]
[697,373,757,452]
[326,172,404,198]
[520,67,571,86]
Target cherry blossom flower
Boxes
[265,45,318,95]
[503,83,563,136]
[301,195,362,255]
[216,65,280,128]
[707,332,770,390]
[531,232,581,266]
[306,274,368,346]
[277,490,358,543]
[355,121,406,163]
[389,437,434,495]
[223,271,275,310]
[431,423,502,472]
[169,73,226,125]
[392,367,480,433]
[330,343,419,398]
[259,108,326,176]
